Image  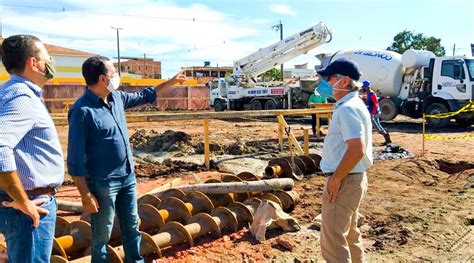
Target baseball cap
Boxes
[316,58,362,81]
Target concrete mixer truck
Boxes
[316,49,474,127]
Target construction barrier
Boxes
[422,101,474,154]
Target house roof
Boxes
[182,66,233,71]
[0,37,96,56]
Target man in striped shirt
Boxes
[0,35,64,262]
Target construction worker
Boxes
[361,80,392,145]
[0,35,64,262]
[67,56,184,262]
[316,58,372,263]
[308,89,327,136]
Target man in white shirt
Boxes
[315,58,372,263]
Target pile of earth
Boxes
[195,139,281,155]
[135,158,205,179]
[130,129,282,156]
[130,129,194,153]
[365,214,417,251]
[126,104,160,112]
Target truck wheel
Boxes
[426,103,449,128]
[214,100,224,112]
[379,98,398,121]
[264,100,277,110]
[250,100,262,110]
[455,118,473,127]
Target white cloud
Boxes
[2,0,321,77]
[269,4,296,16]
[2,1,273,77]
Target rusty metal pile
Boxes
[49,177,303,262]
[39,153,322,262]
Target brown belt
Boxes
[323,172,363,177]
[26,186,57,196]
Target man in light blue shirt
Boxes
[315,58,372,263]
[0,35,64,262]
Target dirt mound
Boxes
[130,129,193,153]
[135,158,205,179]
[366,214,417,250]
[195,140,254,155]
[126,104,160,112]
[195,140,281,156]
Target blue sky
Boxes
[1,0,473,77]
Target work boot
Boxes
[382,133,392,145]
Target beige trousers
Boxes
[320,172,368,263]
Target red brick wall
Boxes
[43,84,209,112]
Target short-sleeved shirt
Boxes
[308,94,327,105]
[320,91,373,173]
[0,75,64,190]
[67,88,156,180]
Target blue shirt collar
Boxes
[335,91,358,108]
[85,88,102,104]
[11,75,43,97]
[85,88,114,105]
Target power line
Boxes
[1,3,273,27]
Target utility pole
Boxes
[111,27,123,76]
[453,43,456,56]
[273,21,284,81]
[143,53,146,79]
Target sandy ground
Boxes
[4,114,473,262]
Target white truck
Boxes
[316,49,474,127]
[209,22,332,111]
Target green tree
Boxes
[261,68,282,81]
[387,30,446,56]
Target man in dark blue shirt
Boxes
[67,56,184,262]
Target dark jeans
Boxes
[0,194,57,263]
[87,174,143,263]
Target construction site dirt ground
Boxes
[41,115,474,261]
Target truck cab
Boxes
[432,57,473,101]
[209,78,228,111]
[423,56,474,127]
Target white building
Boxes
[0,37,95,83]
[283,63,315,79]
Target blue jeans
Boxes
[0,194,57,263]
[87,174,143,263]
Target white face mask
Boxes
[106,74,120,92]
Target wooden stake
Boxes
[277,115,304,155]
[278,122,284,151]
[204,119,210,170]
[303,129,309,155]
[422,113,425,155]
[316,113,321,138]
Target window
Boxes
[465,59,474,81]
[441,60,465,80]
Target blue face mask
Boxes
[316,80,334,98]
[316,78,344,99]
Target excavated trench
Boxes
[435,160,474,174]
